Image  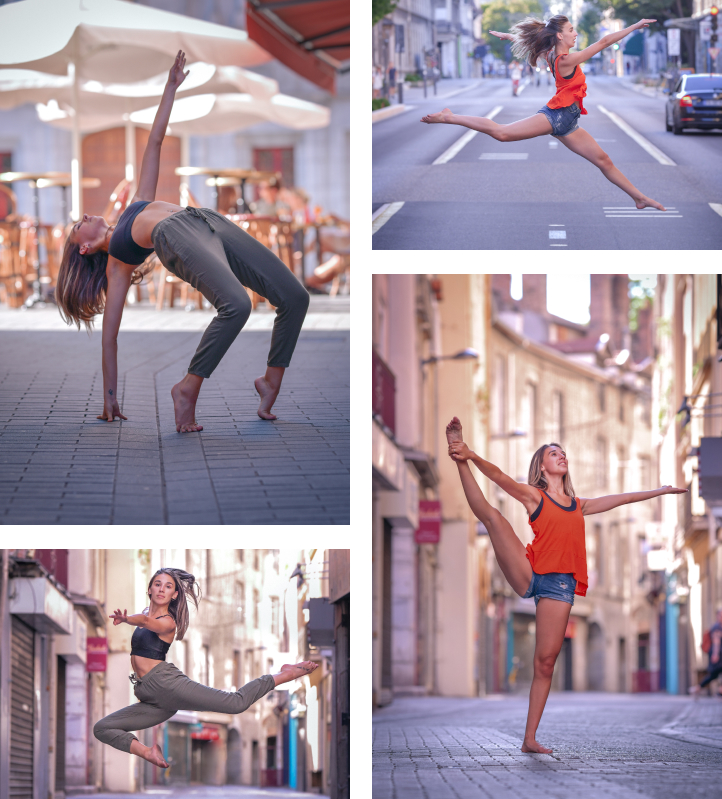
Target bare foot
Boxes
[170,382,203,433]
[521,739,553,754]
[142,743,169,768]
[446,416,464,446]
[635,196,666,211]
[281,661,318,679]
[254,376,279,420]
[421,107,453,124]
[688,684,701,696]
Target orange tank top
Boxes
[525,490,588,596]
[547,54,588,115]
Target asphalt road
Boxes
[372,75,722,250]
[373,693,722,799]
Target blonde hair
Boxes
[528,442,576,497]
[510,15,569,73]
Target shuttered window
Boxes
[10,617,35,799]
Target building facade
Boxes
[653,274,721,695]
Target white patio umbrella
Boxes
[0,0,271,218]
[0,63,279,188]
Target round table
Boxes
[175,167,279,213]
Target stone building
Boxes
[653,274,721,695]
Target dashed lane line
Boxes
[603,206,682,218]
[372,202,405,234]
[597,105,676,166]
[710,203,722,219]
[432,106,503,165]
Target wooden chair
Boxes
[103,178,133,224]
[0,221,25,307]
[230,215,279,310]
[0,183,18,219]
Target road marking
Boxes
[597,105,676,166]
[603,205,681,218]
[603,207,677,210]
[372,202,404,234]
[549,230,567,239]
[549,140,559,148]
[605,214,683,218]
[480,153,528,160]
[549,244,568,247]
[710,203,722,219]
[516,78,532,96]
[432,106,503,164]
[549,224,565,226]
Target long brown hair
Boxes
[528,442,576,498]
[510,15,569,74]
[146,568,202,641]
[55,226,147,330]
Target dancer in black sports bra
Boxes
[94,567,318,769]
[55,51,309,432]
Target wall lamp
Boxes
[421,347,480,366]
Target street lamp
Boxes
[421,347,480,464]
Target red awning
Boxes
[246,0,349,95]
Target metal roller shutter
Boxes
[10,617,35,799]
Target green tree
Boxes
[481,0,543,61]
[578,6,602,49]
[599,0,692,28]
[373,0,398,27]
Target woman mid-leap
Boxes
[421,16,666,212]
[94,567,317,768]
[56,51,309,432]
[445,417,685,754]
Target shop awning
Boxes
[246,0,349,95]
[624,32,644,56]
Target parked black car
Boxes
[666,73,722,134]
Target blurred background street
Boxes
[372,0,722,249]
[373,693,722,799]
[0,549,350,799]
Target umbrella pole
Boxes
[70,61,82,221]
[125,118,136,193]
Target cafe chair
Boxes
[179,183,202,209]
[103,178,133,224]
[0,221,25,307]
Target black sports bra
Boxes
[130,614,173,660]
[108,201,155,265]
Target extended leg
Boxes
[93,701,175,760]
[522,597,571,754]
[421,108,552,141]
[558,128,665,210]
[161,673,277,714]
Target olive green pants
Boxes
[93,661,275,753]
[151,207,310,378]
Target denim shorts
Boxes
[523,571,577,606]
[537,103,581,137]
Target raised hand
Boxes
[634,19,656,29]
[97,395,127,423]
[662,485,687,494]
[448,441,473,461]
[167,50,189,90]
[109,608,129,626]
[488,30,513,41]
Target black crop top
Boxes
[130,615,173,660]
[108,201,156,265]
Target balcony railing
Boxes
[372,349,396,436]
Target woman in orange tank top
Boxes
[420,15,666,212]
[445,416,686,755]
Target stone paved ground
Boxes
[373,693,722,799]
[0,298,349,525]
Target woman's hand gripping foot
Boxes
[521,738,553,754]
[421,107,453,124]
[171,375,204,433]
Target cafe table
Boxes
[175,167,278,213]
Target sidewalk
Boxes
[0,296,349,525]
[77,787,318,798]
[373,694,722,799]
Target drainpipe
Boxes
[665,571,679,694]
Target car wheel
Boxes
[665,109,672,132]
[672,112,683,135]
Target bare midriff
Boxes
[130,201,185,249]
[131,650,171,679]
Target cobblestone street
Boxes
[0,297,349,524]
[373,693,722,799]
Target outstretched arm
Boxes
[108,609,176,635]
[580,485,687,516]
[449,442,541,514]
[99,258,132,423]
[561,19,656,70]
[133,50,188,203]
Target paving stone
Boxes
[0,311,348,524]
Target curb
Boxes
[372,104,413,123]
